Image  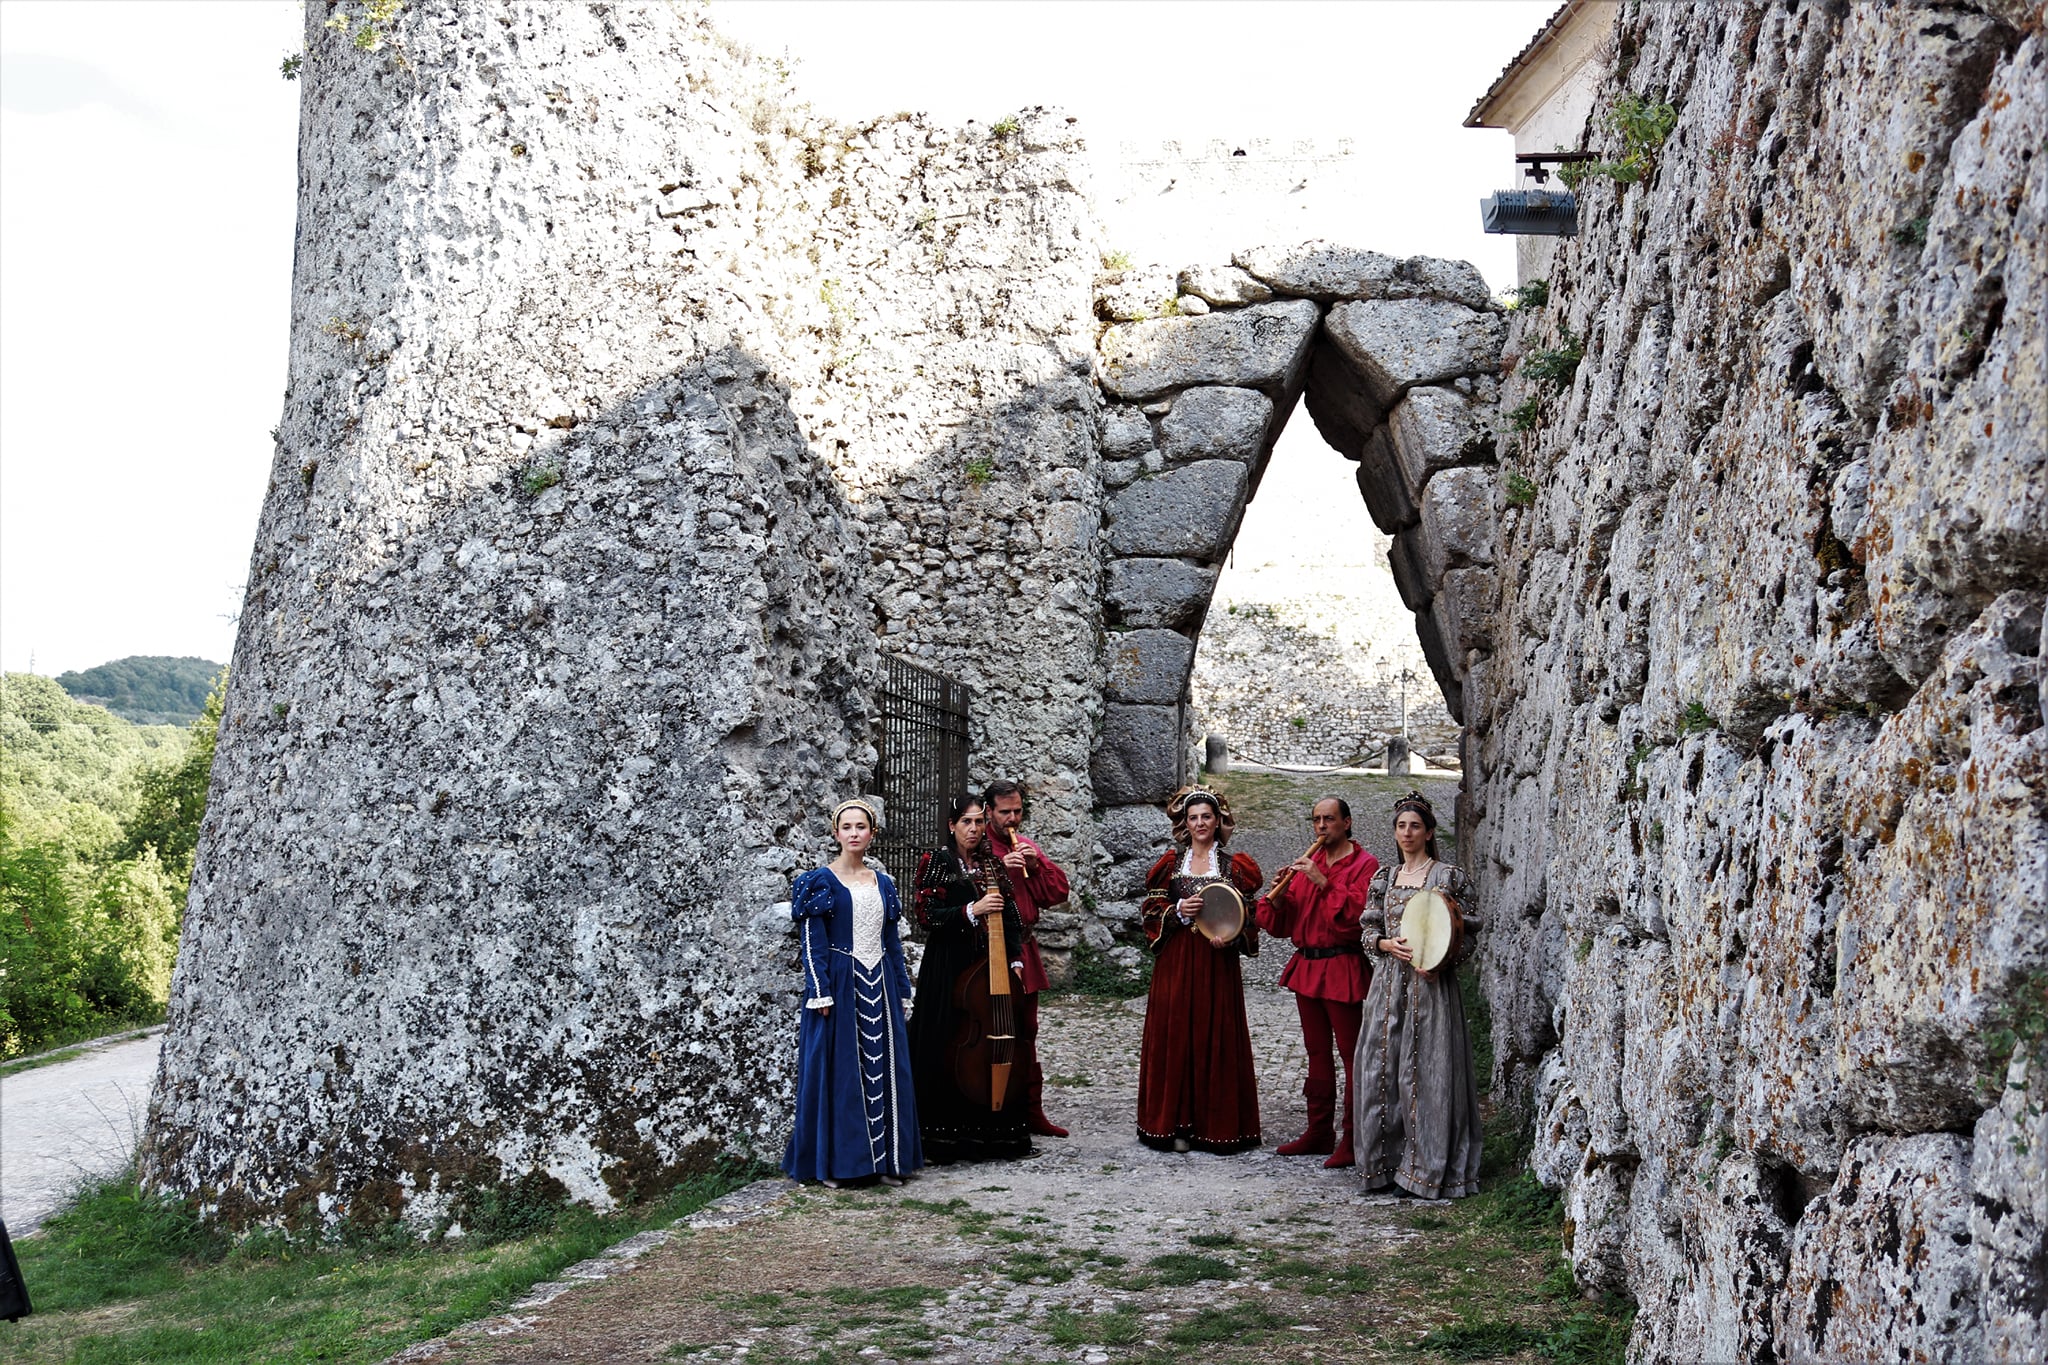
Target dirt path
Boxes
[0,1029,163,1234]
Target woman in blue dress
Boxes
[782,799,923,1187]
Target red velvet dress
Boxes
[1135,846,1264,1153]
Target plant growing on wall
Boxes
[1561,94,1679,188]
[1520,329,1583,392]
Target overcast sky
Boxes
[0,0,1552,679]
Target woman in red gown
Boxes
[1135,786,1264,1153]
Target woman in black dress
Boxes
[907,796,1032,1162]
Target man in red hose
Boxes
[984,779,1071,1138]
[1256,797,1378,1167]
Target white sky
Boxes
[0,0,1552,678]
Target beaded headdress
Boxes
[1165,784,1235,846]
[831,797,880,829]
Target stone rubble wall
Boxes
[142,1,1098,1227]
[1470,4,2047,1362]
[1088,245,1505,929]
[1190,590,1460,769]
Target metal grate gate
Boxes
[872,655,972,893]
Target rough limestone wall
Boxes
[1089,247,1503,930]
[141,2,1091,1227]
[777,112,1103,880]
[1469,3,2047,1361]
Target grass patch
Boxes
[1146,1251,1235,1285]
[1055,941,1151,999]
[11,1163,761,1363]
[1163,1302,1280,1344]
[1047,1306,1143,1346]
[1186,1230,1238,1248]
[1418,1316,1548,1358]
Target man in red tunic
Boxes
[1256,796,1378,1168]
[984,779,1071,1138]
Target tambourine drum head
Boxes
[1405,888,1459,972]
[1196,883,1246,944]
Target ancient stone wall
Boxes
[1468,4,2046,1361]
[142,0,1097,1226]
[1087,247,1505,924]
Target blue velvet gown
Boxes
[782,866,923,1182]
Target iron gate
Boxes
[872,655,972,891]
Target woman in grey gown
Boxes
[1353,792,1484,1199]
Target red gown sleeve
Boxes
[1139,852,1178,945]
[1229,853,1263,957]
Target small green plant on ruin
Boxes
[1289,715,1309,730]
[1623,740,1653,801]
[1100,248,1133,273]
[1521,329,1584,392]
[964,455,995,486]
[279,51,305,80]
[1560,93,1679,188]
[321,315,367,347]
[521,460,563,496]
[1504,470,1538,507]
[1678,700,1719,736]
[989,114,1020,137]
[1892,215,1930,248]
[1157,295,1183,317]
[1508,396,1545,433]
[1979,970,2048,1151]
[1502,278,1550,311]
[324,0,407,65]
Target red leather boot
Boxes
[1026,1059,1067,1138]
[1322,1129,1355,1168]
[1278,1077,1336,1155]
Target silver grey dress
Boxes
[1352,860,1483,1199]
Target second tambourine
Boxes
[1194,882,1246,945]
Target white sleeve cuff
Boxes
[806,996,835,1009]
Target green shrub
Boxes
[1505,470,1538,507]
[1561,94,1678,189]
[1521,331,1584,392]
[1509,397,1545,433]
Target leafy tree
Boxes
[121,672,225,889]
[55,655,224,726]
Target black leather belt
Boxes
[1298,944,1363,960]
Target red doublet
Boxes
[987,829,1069,995]
[1254,842,1378,1002]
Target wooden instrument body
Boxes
[947,859,1019,1111]
[1194,882,1247,945]
[1402,887,1465,973]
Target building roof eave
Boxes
[1465,0,1613,131]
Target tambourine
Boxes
[1403,888,1464,972]
[1195,883,1246,945]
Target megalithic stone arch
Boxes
[1088,244,1506,896]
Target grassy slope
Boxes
[0,674,186,846]
[6,1166,761,1364]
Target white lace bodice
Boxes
[849,877,885,970]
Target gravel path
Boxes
[1,1029,162,1234]
[398,771,1480,1364]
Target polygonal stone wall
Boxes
[1087,244,1505,916]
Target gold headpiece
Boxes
[831,797,880,828]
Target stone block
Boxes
[1104,459,1249,562]
[1396,256,1496,310]
[1390,384,1498,502]
[1092,706,1183,805]
[1415,609,1462,722]
[1565,1150,1636,1296]
[1103,628,1194,705]
[1098,299,1319,401]
[1776,1134,1979,1363]
[1099,405,1155,458]
[1835,591,2048,1132]
[1177,264,1273,307]
[1157,386,1273,464]
[1174,293,1210,315]
[1354,426,1418,534]
[1971,1056,2048,1363]
[1417,466,1498,581]
[1234,241,1400,300]
[1387,530,1433,611]
[1098,802,1171,864]
[1324,298,1507,408]
[1102,557,1217,631]
[1436,566,1499,658]
[1301,333,1384,460]
[1096,266,1177,322]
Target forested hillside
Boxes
[1,672,220,1056]
[56,655,224,725]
